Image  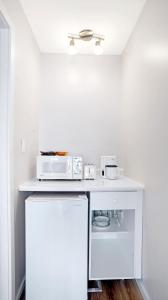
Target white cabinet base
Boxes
[89,191,143,280]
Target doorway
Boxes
[0,11,14,300]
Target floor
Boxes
[88,281,143,300]
[21,280,143,300]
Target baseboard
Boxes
[16,276,25,300]
[136,279,151,300]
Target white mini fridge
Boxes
[26,193,88,300]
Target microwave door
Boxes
[52,157,72,179]
[37,156,73,180]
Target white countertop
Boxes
[19,177,144,192]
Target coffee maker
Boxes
[100,156,118,178]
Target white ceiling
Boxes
[19,0,146,55]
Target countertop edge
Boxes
[19,177,144,193]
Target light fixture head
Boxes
[68,38,77,55]
[94,39,103,55]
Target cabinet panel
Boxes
[91,235,134,280]
[90,192,139,210]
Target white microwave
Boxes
[37,156,83,180]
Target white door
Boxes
[26,194,88,300]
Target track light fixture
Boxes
[68,29,104,55]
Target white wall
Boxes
[1,0,40,297]
[40,54,122,166]
[122,0,168,299]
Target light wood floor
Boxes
[21,280,143,300]
[88,281,143,300]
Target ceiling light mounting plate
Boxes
[79,29,93,41]
[68,29,104,42]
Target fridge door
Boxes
[26,194,88,300]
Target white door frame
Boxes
[0,5,15,300]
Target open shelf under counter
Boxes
[91,209,135,240]
[91,229,134,240]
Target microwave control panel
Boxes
[73,157,83,179]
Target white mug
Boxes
[105,165,123,180]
